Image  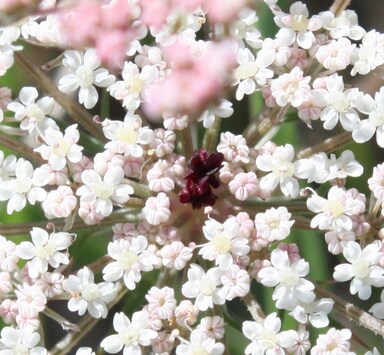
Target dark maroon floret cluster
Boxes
[178,149,224,209]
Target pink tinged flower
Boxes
[100,311,158,354]
[0,158,50,214]
[58,49,115,109]
[270,66,311,107]
[146,286,176,320]
[36,271,65,298]
[316,38,355,71]
[0,272,12,294]
[0,299,17,324]
[15,283,47,314]
[275,1,321,49]
[63,266,117,319]
[200,218,250,270]
[325,229,356,255]
[229,172,258,201]
[160,241,194,270]
[0,326,47,355]
[333,241,384,300]
[255,206,294,243]
[256,143,300,198]
[15,227,72,279]
[34,124,83,171]
[307,186,366,232]
[175,329,225,355]
[0,235,18,272]
[197,316,225,340]
[175,300,199,328]
[42,185,77,219]
[142,192,170,225]
[147,160,175,192]
[221,264,250,301]
[311,328,352,355]
[149,128,176,158]
[103,113,155,158]
[242,312,289,355]
[217,132,249,163]
[182,264,225,311]
[369,163,384,202]
[78,200,104,225]
[102,236,155,290]
[258,249,315,310]
[77,166,134,217]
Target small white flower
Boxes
[34,124,83,171]
[63,266,117,319]
[307,186,365,232]
[182,264,225,311]
[16,227,72,279]
[58,49,115,109]
[76,166,134,217]
[0,326,47,355]
[198,99,233,128]
[107,61,158,111]
[258,249,315,310]
[333,241,384,300]
[102,236,155,290]
[254,207,294,243]
[256,143,300,198]
[103,113,155,158]
[242,312,290,355]
[0,158,50,214]
[100,311,157,354]
[7,86,57,136]
[200,217,250,270]
[176,329,225,355]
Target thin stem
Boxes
[14,51,105,142]
[49,285,128,355]
[0,210,140,236]
[0,133,45,164]
[296,131,352,159]
[315,283,384,338]
[203,116,222,152]
[330,0,351,16]
[244,106,287,147]
[241,199,309,213]
[180,126,194,160]
[243,293,266,323]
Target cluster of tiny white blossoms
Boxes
[1,0,384,354]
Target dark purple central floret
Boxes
[179,149,224,209]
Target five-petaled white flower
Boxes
[100,311,157,355]
[63,266,117,319]
[15,227,73,279]
[58,49,115,109]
